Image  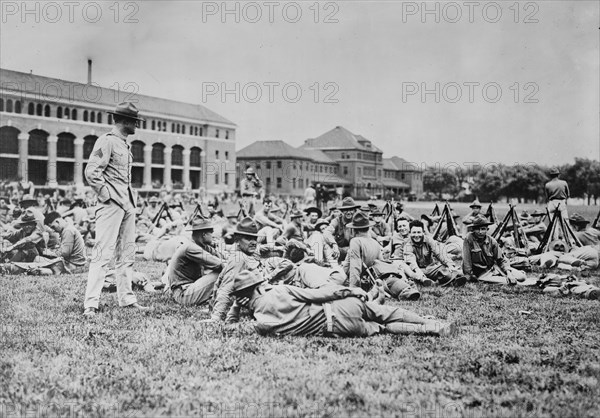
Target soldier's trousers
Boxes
[326,298,431,337]
[84,200,137,309]
[172,271,220,306]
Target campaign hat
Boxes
[107,102,145,121]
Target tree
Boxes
[471,164,507,202]
[503,164,547,203]
[561,158,600,204]
[423,167,459,199]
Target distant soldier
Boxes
[462,199,482,235]
[240,167,263,216]
[545,168,569,220]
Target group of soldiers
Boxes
[4,102,599,340]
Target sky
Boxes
[1,0,598,167]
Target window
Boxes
[276,177,282,188]
[97,112,102,123]
[378,170,382,178]
[176,124,180,134]
[182,125,186,135]
[215,173,219,184]
[299,179,304,189]
[0,99,3,111]
[64,107,70,119]
[277,161,282,169]
[319,166,323,173]
[343,167,348,175]
[401,173,405,180]
[224,173,229,185]
[266,161,271,169]
[131,141,145,163]
[215,150,219,160]
[172,145,183,166]
[57,133,75,158]
[90,112,95,123]
[334,167,337,174]
[216,129,220,138]
[6,100,13,113]
[266,177,271,187]
[83,135,97,159]
[83,110,89,122]
[28,103,35,115]
[357,152,362,160]
[151,120,155,130]
[358,167,362,177]
[71,109,77,120]
[199,127,203,136]
[225,130,229,139]
[44,104,52,117]
[14,101,21,113]
[190,147,202,167]
[152,143,165,164]
[171,123,175,133]
[292,179,296,189]
[57,106,62,118]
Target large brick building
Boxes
[0,66,236,194]
[237,126,423,199]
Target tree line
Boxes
[423,158,600,204]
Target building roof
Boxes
[0,68,235,126]
[382,158,400,170]
[382,178,411,189]
[389,156,423,172]
[312,174,352,185]
[299,147,337,164]
[303,126,382,153]
[237,140,310,160]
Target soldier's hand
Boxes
[350,288,368,301]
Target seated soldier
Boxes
[462,215,526,285]
[523,209,547,243]
[1,209,46,262]
[253,198,284,243]
[342,211,381,288]
[370,208,391,247]
[230,270,456,337]
[44,211,88,273]
[570,213,600,247]
[210,217,267,322]
[403,220,466,287]
[326,197,361,261]
[305,218,339,267]
[385,218,428,284]
[277,209,305,244]
[303,206,322,238]
[166,216,225,306]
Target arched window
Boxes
[83,110,88,122]
[199,127,203,136]
[171,123,175,133]
[57,107,62,119]
[131,140,145,163]
[162,121,167,131]
[0,126,20,154]
[0,99,4,112]
[83,135,97,160]
[97,112,102,123]
[142,120,146,129]
[36,103,43,116]
[190,147,202,167]
[71,109,77,120]
[151,120,155,130]
[64,107,70,119]
[28,129,49,156]
[172,145,184,166]
[57,132,75,158]
[44,105,50,117]
[6,100,13,113]
[90,112,95,123]
[14,101,21,113]
[28,102,35,115]
[108,114,113,125]
[152,143,165,164]
[194,126,198,136]
[181,125,186,135]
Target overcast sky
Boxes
[1,1,598,167]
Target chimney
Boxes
[87,59,92,84]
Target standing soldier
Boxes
[545,167,570,220]
[83,102,150,317]
[240,167,263,216]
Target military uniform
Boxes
[84,127,138,310]
[404,235,454,282]
[545,177,569,219]
[56,224,87,273]
[343,236,382,287]
[168,241,224,306]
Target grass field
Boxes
[2,254,600,418]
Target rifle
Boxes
[592,208,600,230]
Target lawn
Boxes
[1,255,599,418]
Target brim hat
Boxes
[234,217,260,237]
[469,214,494,228]
[44,211,62,226]
[314,218,330,230]
[338,197,360,211]
[20,199,38,209]
[186,216,214,232]
[17,210,38,226]
[549,168,560,176]
[244,167,256,175]
[531,209,546,217]
[232,270,265,294]
[347,211,375,229]
[289,209,304,219]
[569,213,589,224]
[107,102,145,122]
[469,199,482,208]
[149,196,160,204]
[303,206,322,218]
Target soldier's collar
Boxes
[109,127,128,141]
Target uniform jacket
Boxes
[545,178,570,201]
[462,232,510,277]
[85,128,136,209]
[404,236,450,270]
[168,241,224,290]
[240,177,263,197]
[343,235,382,287]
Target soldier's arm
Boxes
[84,136,113,203]
[347,239,363,287]
[210,260,240,321]
[186,243,224,269]
[12,229,44,249]
[59,228,76,259]
[285,284,366,303]
[403,242,422,275]
[492,239,511,274]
